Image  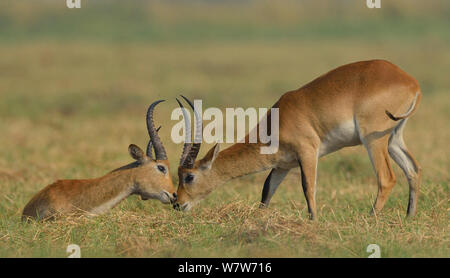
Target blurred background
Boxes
[0,0,448,163]
[0,0,448,257]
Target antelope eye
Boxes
[157,165,166,174]
[184,174,194,183]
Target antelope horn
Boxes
[146,126,161,160]
[176,98,193,167]
[146,100,168,160]
[179,95,202,168]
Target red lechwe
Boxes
[174,60,422,220]
[22,100,176,221]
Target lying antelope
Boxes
[174,60,422,220]
[22,100,176,221]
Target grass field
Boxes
[0,0,448,257]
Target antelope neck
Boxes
[85,169,136,214]
[211,142,276,184]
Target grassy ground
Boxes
[0,0,449,257]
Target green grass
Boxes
[1,0,449,43]
[0,0,449,257]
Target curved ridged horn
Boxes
[146,126,161,159]
[146,100,168,160]
[176,98,192,167]
[179,95,202,168]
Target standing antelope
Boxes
[174,60,422,220]
[22,100,176,221]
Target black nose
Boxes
[169,192,178,204]
[173,203,181,211]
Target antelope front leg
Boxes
[297,147,319,220]
[259,168,290,208]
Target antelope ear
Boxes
[128,144,146,163]
[199,143,220,170]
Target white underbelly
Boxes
[274,120,361,169]
[319,120,361,157]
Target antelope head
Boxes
[129,100,176,204]
[173,96,221,211]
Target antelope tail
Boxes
[385,92,420,121]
